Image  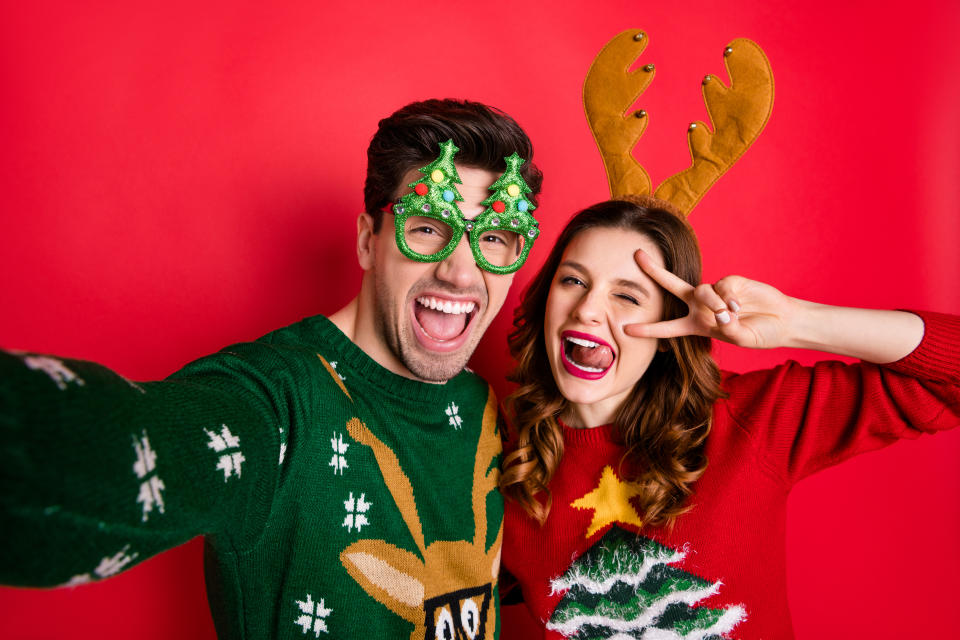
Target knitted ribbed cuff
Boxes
[886,310,960,383]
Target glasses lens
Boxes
[476,228,526,268]
[403,215,456,258]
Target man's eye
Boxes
[480,233,507,245]
[411,225,440,235]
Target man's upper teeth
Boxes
[567,336,600,348]
[417,297,475,314]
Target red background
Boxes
[1,1,958,638]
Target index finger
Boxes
[634,249,693,299]
[624,316,700,339]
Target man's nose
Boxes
[435,235,481,289]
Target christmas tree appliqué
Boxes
[329,432,349,475]
[132,430,165,521]
[342,492,371,533]
[548,526,745,640]
[23,355,85,390]
[294,593,332,637]
[445,402,463,429]
[205,424,245,481]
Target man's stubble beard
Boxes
[373,274,487,382]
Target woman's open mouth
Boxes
[560,330,615,380]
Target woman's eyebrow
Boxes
[560,260,652,297]
[559,260,587,273]
[613,278,651,298]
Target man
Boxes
[0,99,542,639]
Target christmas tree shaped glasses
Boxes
[390,139,540,274]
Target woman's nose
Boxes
[572,291,603,325]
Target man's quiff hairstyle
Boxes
[364,99,543,232]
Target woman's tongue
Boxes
[415,304,468,341]
[570,344,614,369]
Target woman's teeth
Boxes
[416,296,476,315]
[569,361,605,373]
[564,336,615,372]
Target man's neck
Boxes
[328,296,444,384]
[327,298,360,343]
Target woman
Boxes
[499,199,960,639]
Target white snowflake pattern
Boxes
[132,431,165,521]
[63,545,140,586]
[205,424,245,481]
[294,593,332,637]
[23,355,85,390]
[342,492,371,532]
[329,432,349,475]
[445,402,463,429]
[118,374,146,394]
[329,361,346,381]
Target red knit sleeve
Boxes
[718,310,960,486]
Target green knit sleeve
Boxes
[0,343,290,588]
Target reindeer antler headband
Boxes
[583,29,774,215]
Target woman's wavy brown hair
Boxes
[500,198,724,528]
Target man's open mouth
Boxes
[412,295,479,348]
[561,331,614,379]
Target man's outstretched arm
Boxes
[0,344,288,587]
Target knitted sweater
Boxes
[502,310,960,640]
[0,315,504,640]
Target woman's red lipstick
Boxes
[559,330,614,380]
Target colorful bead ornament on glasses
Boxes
[391,139,540,274]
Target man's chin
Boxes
[401,326,481,382]
[401,348,472,382]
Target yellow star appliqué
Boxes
[570,465,644,538]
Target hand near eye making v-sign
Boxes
[624,249,925,365]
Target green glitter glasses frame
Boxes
[387,141,540,275]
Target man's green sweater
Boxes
[0,315,504,639]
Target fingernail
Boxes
[716,310,731,324]
[728,300,740,313]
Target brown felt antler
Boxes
[583,29,774,215]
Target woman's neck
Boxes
[561,402,617,429]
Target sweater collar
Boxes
[559,418,623,446]
[308,315,481,403]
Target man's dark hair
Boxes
[364,99,543,232]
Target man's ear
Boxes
[357,212,376,271]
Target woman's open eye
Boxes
[560,275,585,287]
